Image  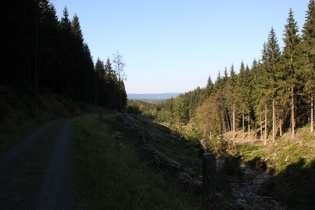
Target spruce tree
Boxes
[94,58,105,106]
[282,8,301,138]
[262,28,281,142]
[206,76,214,97]
[39,0,60,92]
[227,64,237,140]
[82,43,95,103]
[302,0,315,132]
[236,62,246,138]
[71,14,83,42]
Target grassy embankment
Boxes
[72,114,206,209]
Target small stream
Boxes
[229,165,287,210]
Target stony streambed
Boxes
[227,164,287,210]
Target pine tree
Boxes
[71,14,83,42]
[82,43,95,103]
[228,64,237,140]
[206,76,214,97]
[302,0,315,132]
[262,28,281,142]
[236,62,246,138]
[174,96,189,126]
[251,59,265,141]
[58,7,73,96]
[94,58,105,106]
[282,8,302,138]
[38,0,60,92]
[104,58,116,109]
[60,7,71,32]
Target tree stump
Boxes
[99,108,104,120]
[203,152,216,209]
[137,130,146,145]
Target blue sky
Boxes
[53,0,309,94]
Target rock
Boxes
[236,198,253,210]
[255,160,267,171]
[111,131,124,140]
[177,172,202,194]
[121,114,144,130]
[231,165,287,210]
[137,144,203,194]
[137,145,182,174]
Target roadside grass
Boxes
[72,114,205,209]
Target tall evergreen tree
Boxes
[262,28,281,142]
[57,7,73,96]
[206,76,214,97]
[282,8,302,138]
[94,58,105,106]
[302,0,315,132]
[38,0,60,92]
[82,43,95,103]
[227,64,237,140]
[236,62,247,138]
[71,14,83,42]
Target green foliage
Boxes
[174,96,189,125]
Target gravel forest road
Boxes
[0,119,75,209]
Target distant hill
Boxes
[127,93,181,100]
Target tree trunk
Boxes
[272,99,276,142]
[242,112,245,139]
[225,109,230,132]
[232,104,235,140]
[260,113,263,140]
[311,93,314,133]
[248,114,250,142]
[279,118,283,136]
[291,86,295,138]
[264,103,267,145]
[34,6,40,109]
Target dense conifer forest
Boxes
[129,1,315,143]
[3,0,127,111]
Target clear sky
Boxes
[52,0,309,94]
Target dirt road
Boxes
[0,119,75,209]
